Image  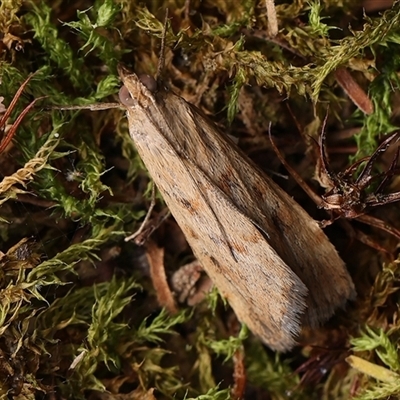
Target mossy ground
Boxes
[1,0,400,399]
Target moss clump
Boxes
[1,0,400,399]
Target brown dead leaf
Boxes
[145,240,178,314]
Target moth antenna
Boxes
[156,9,169,82]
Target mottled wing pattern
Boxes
[152,145,308,351]
[119,70,355,350]
[156,89,355,328]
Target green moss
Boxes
[1,0,400,398]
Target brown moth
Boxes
[118,66,355,351]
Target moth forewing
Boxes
[160,92,355,327]
[119,67,355,351]
[153,152,308,351]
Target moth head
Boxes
[117,64,158,108]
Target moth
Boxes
[118,66,355,351]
